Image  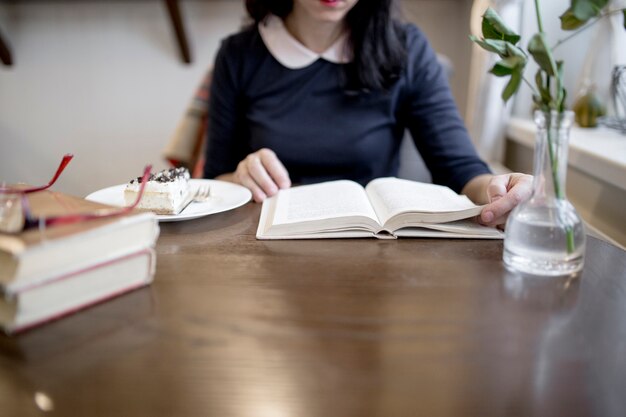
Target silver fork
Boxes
[192,185,211,202]
[179,185,211,214]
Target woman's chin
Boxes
[303,0,355,23]
[310,9,350,23]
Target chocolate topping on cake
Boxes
[130,167,189,184]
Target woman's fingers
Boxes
[485,175,509,202]
[235,148,291,203]
[259,149,291,189]
[480,174,533,227]
[235,161,267,203]
[247,153,279,195]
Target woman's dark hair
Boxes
[245,0,407,92]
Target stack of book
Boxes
[0,189,160,334]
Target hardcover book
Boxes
[0,249,156,334]
[0,190,159,293]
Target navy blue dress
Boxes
[204,23,490,193]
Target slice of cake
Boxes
[124,167,191,215]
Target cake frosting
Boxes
[124,167,191,215]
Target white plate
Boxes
[85,179,252,222]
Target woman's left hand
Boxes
[478,173,533,227]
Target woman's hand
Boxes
[218,148,291,203]
[480,173,533,227]
[462,173,533,228]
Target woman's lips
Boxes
[319,0,342,6]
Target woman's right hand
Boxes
[219,148,291,203]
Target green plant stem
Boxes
[553,9,625,50]
[566,226,575,253]
[546,116,575,254]
[534,0,544,33]
[545,121,562,200]
[523,76,540,97]
[534,0,565,110]
[534,0,574,253]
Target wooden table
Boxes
[1,203,626,417]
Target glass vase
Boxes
[503,110,585,276]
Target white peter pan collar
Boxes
[258,14,352,69]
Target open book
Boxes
[256,178,503,240]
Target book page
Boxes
[272,180,380,226]
[365,177,480,225]
[394,220,503,238]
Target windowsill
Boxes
[506,117,626,192]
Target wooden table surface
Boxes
[1,203,625,417]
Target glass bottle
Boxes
[503,110,586,276]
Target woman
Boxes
[204,0,531,228]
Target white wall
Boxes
[0,1,245,196]
[0,0,472,197]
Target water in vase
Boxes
[503,201,585,276]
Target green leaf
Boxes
[532,95,550,113]
[556,61,565,84]
[502,70,522,102]
[481,7,521,44]
[535,69,552,106]
[560,8,586,30]
[469,36,508,56]
[506,43,527,60]
[490,61,513,77]
[571,0,609,21]
[623,9,626,29]
[490,56,526,77]
[528,33,558,76]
